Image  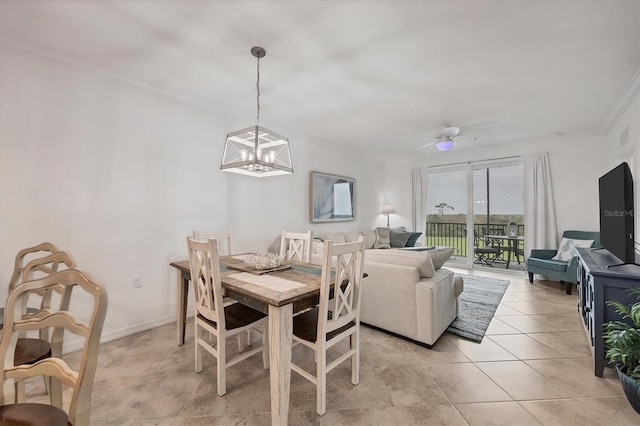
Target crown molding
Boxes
[603,68,640,132]
[0,41,222,117]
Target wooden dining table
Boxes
[169,256,328,425]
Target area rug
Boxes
[446,275,510,343]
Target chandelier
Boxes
[220,47,293,177]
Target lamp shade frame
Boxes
[221,125,293,177]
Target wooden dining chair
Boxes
[0,268,108,425]
[290,237,365,415]
[193,229,233,255]
[280,229,313,263]
[186,237,268,396]
[192,229,254,351]
[3,242,70,329]
[1,246,76,404]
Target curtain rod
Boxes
[428,155,521,170]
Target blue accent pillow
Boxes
[404,232,423,247]
[390,230,412,248]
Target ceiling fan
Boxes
[419,126,467,151]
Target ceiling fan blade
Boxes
[418,141,436,149]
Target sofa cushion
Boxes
[360,230,377,249]
[373,227,391,249]
[552,237,594,261]
[390,230,412,248]
[315,232,347,244]
[365,249,435,278]
[405,232,422,247]
[343,232,361,243]
[527,257,568,272]
[429,247,455,269]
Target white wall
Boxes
[0,49,384,345]
[604,69,640,255]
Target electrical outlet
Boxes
[133,275,143,288]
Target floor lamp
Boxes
[382,203,395,227]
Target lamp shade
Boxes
[382,203,395,214]
[221,125,293,177]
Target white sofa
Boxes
[309,231,463,347]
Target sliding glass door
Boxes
[425,167,469,266]
[472,162,524,269]
[426,159,524,270]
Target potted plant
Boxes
[603,288,640,414]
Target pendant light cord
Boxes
[256,55,261,125]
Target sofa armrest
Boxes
[362,261,420,290]
[529,249,557,259]
[360,261,420,338]
[566,255,579,268]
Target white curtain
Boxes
[411,167,428,242]
[523,152,558,257]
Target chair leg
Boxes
[237,334,244,352]
[351,331,360,386]
[247,329,252,346]
[15,380,25,403]
[564,281,572,295]
[217,333,227,396]
[49,377,63,409]
[528,272,534,283]
[195,324,203,373]
[316,346,327,416]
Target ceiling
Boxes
[1,0,638,161]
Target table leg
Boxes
[268,303,293,426]
[506,240,512,269]
[177,273,189,346]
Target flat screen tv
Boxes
[598,162,635,265]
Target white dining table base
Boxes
[268,303,293,425]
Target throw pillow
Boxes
[365,249,435,278]
[359,230,377,249]
[428,247,455,269]
[312,239,324,254]
[404,232,423,247]
[390,230,412,248]
[552,238,594,261]
[373,227,391,249]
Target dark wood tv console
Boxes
[576,247,640,377]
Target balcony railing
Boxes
[424,222,524,261]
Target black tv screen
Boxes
[599,162,635,263]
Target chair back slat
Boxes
[187,237,224,327]
[193,229,233,255]
[9,242,60,292]
[21,251,76,309]
[280,230,313,263]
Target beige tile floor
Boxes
[26,267,640,425]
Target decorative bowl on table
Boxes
[243,253,285,270]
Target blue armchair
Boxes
[526,230,601,295]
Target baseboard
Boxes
[62,310,195,354]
